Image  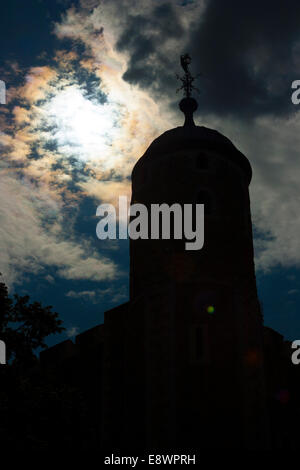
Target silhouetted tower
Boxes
[102,55,269,450]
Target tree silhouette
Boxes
[0,274,64,366]
[0,274,86,450]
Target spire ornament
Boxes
[177,54,199,127]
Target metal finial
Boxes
[176,54,199,127]
[176,53,199,98]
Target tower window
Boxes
[197,190,211,215]
[196,153,208,170]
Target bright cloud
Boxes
[0,3,167,287]
[0,172,118,287]
[42,86,123,163]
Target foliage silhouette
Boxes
[0,274,64,366]
[0,275,98,450]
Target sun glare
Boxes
[43,87,122,162]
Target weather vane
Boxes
[176,53,199,98]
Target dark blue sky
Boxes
[0,1,70,66]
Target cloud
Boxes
[0,172,118,287]
[66,326,80,338]
[105,0,300,121]
[0,4,167,287]
[66,290,96,300]
[206,111,300,272]
[79,179,131,205]
[184,0,300,120]
[66,285,127,304]
[54,1,186,124]
[288,289,299,295]
[115,3,185,89]
[44,274,55,283]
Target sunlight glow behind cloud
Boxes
[0,6,166,286]
[43,86,123,164]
